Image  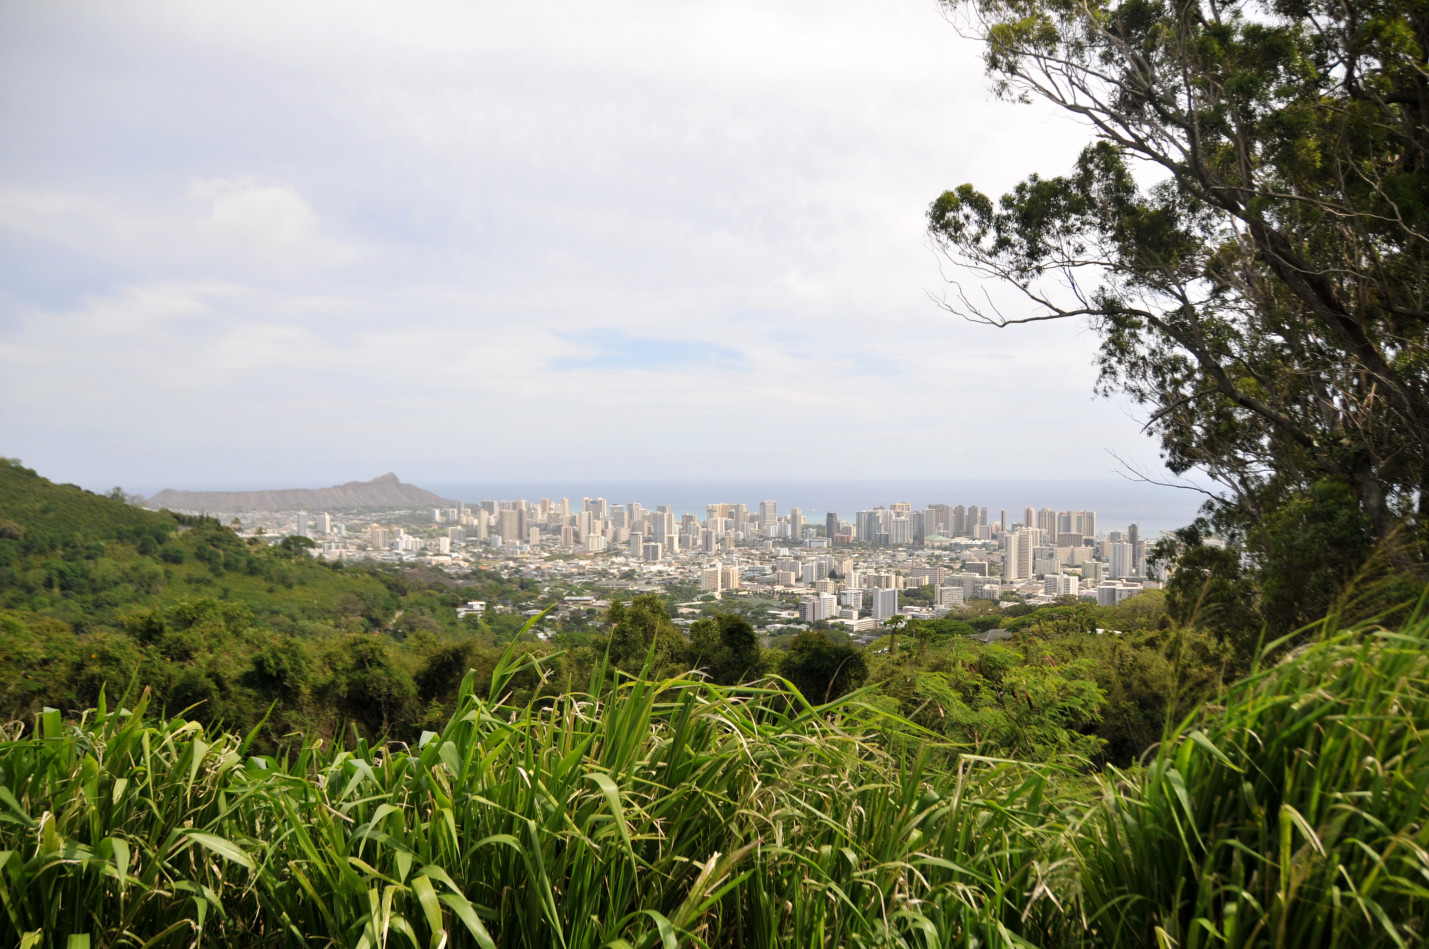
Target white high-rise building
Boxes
[798,593,837,622]
[1109,542,1135,579]
[1033,556,1062,577]
[1096,579,1143,606]
[700,566,723,593]
[1004,529,1035,580]
[936,586,965,608]
[871,588,899,620]
[889,515,912,545]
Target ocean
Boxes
[421,478,1213,537]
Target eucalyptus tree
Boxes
[928,0,1429,600]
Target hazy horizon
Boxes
[111,471,1209,536]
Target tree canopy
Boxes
[929,0,1429,612]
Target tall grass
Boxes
[1067,611,1429,947]
[3,612,1427,948]
[0,645,1071,947]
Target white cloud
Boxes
[0,0,1177,490]
[189,178,356,265]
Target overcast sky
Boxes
[0,0,1177,493]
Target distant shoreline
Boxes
[117,476,1211,536]
[423,478,1210,536]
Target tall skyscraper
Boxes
[653,511,674,545]
[497,509,521,544]
[700,567,723,593]
[759,500,778,526]
[826,511,838,542]
[871,588,899,621]
[889,515,912,545]
[1004,529,1035,580]
[949,505,962,536]
[926,504,951,534]
[789,507,804,538]
[1109,542,1135,579]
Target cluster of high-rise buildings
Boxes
[271,494,1160,621]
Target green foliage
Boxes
[1252,477,1377,634]
[776,628,868,703]
[604,594,688,677]
[316,635,419,740]
[875,637,1106,761]
[930,0,1429,629]
[0,459,176,552]
[1067,614,1429,946]
[241,637,310,702]
[0,666,1075,949]
[277,533,317,556]
[0,465,547,745]
[7,611,1427,947]
[1155,525,1261,651]
[686,612,763,684]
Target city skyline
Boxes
[233,491,1162,630]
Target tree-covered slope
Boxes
[0,460,531,745]
[0,459,174,550]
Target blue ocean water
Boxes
[422,478,1214,536]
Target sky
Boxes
[0,0,1186,495]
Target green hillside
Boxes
[0,459,173,550]
[0,460,536,746]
